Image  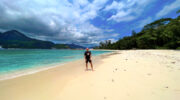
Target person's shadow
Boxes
[85,69,95,71]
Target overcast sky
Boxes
[0,0,180,47]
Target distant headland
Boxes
[0,30,85,49]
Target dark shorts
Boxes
[86,58,91,63]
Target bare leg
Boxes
[90,62,94,71]
[86,63,88,70]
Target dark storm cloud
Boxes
[0,0,117,46]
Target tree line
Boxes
[96,11,180,50]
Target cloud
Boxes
[1,0,177,46]
[136,17,153,28]
[156,0,180,18]
[0,0,111,46]
[104,0,155,22]
[104,1,124,11]
[107,11,136,22]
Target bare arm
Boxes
[90,52,92,60]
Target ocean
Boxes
[0,49,111,80]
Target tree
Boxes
[132,30,137,36]
[142,18,172,31]
[97,16,180,49]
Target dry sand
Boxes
[0,50,180,100]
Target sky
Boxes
[0,0,180,47]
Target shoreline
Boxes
[0,50,179,100]
[0,50,115,81]
[0,50,116,100]
[0,63,65,81]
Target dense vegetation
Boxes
[96,15,180,50]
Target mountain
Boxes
[0,30,33,41]
[89,46,96,49]
[0,30,54,49]
[66,44,86,49]
[0,30,86,49]
[53,44,70,49]
[52,44,85,49]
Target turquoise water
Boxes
[0,49,111,75]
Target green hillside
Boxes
[97,16,180,50]
[0,30,85,49]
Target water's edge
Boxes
[0,50,114,81]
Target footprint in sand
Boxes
[104,97,107,99]
[165,86,169,88]
[166,66,170,68]
[147,73,151,76]
[113,68,118,73]
[171,62,176,64]
[124,69,126,71]
[112,79,114,82]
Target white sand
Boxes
[0,50,180,100]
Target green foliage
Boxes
[142,18,171,31]
[132,30,137,36]
[98,40,112,49]
[97,16,180,50]
[137,34,156,49]
[176,47,180,50]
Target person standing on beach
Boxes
[84,48,94,71]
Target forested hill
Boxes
[96,15,180,50]
[0,30,55,49]
[0,30,85,49]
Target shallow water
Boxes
[0,49,111,76]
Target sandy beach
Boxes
[0,50,180,100]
